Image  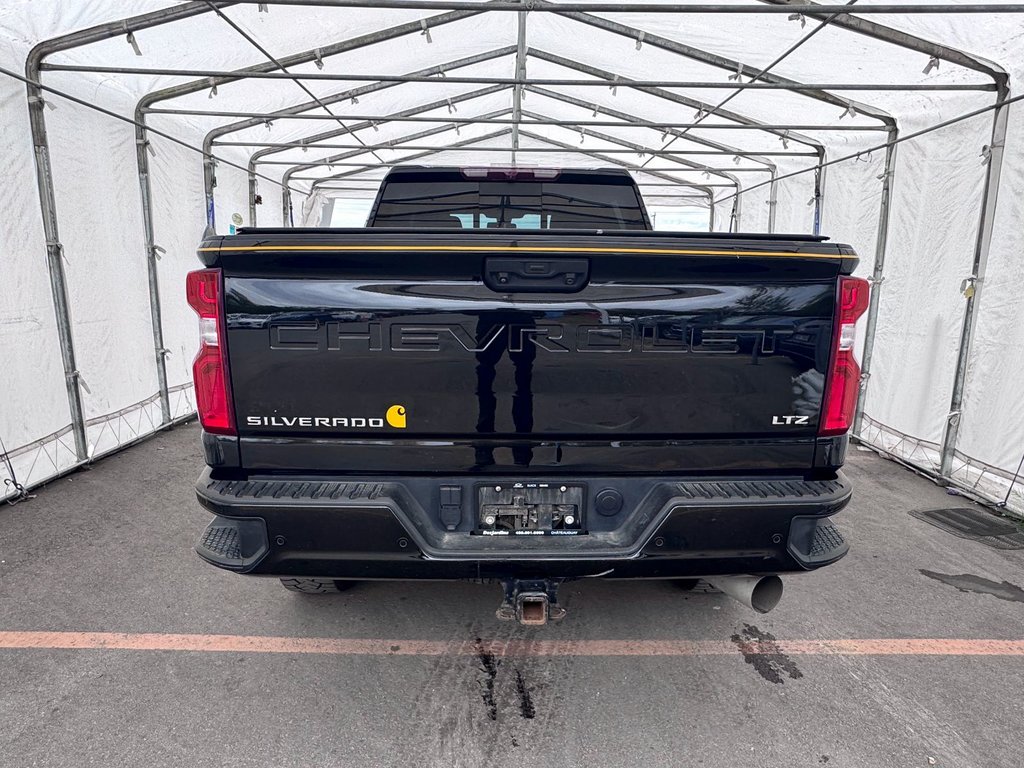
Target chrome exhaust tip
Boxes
[707,575,784,614]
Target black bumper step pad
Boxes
[809,522,846,559]
[676,478,847,502]
[194,516,269,571]
[205,479,386,502]
[788,518,849,567]
[199,525,241,560]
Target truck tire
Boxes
[279,578,357,594]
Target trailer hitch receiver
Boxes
[496,578,566,626]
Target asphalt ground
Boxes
[1,422,1023,768]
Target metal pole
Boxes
[736,185,743,230]
[525,52,829,155]
[210,1,1024,13]
[517,118,742,187]
[286,107,513,181]
[940,80,1011,477]
[521,119,744,191]
[137,7,485,102]
[255,91,510,172]
[763,0,1011,471]
[853,129,898,437]
[716,91,1024,209]
[201,1,386,165]
[304,124,719,202]
[282,187,293,227]
[41,66,994,91]
[644,194,726,200]
[729,196,741,232]
[242,87,514,196]
[134,122,172,425]
[203,79,509,236]
[812,165,824,234]
[214,50,517,170]
[641,0,847,171]
[515,128,718,199]
[248,163,258,225]
[151,109,890,131]
[192,45,786,189]
[290,105,745,194]
[24,86,89,461]
[813,148,827,233]
[202,151,218,233]
[511,4,527,164]
[22,3,224,459]
[770,0,996,247]
[554,3,889,233]
[760,0,1011,80]
[546,9,896,126]
[520,85,779,178]
[309,177,737,188]
[305,128,517,186]
[767,169,778,233]
[313,186,711,197]
[249,146,818,157]
[287,165,769,173]
[229,95,498,235]
[139,7,489,231]
[306,127,721,196]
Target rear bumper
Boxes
[194,470,851,580]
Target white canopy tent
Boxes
[1,1,1022,513]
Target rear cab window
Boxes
[367,168,650,230]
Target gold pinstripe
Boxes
[197,244,841,259]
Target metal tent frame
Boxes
[8,0,1016,510]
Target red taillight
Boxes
[186,268,235,435]
[820,276,870,436]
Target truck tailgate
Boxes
[219,241,844,444]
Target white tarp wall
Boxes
[1,1,1022,513]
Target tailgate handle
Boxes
[484,257,589,293]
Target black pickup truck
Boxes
[189,167,866,624]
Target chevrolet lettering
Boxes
[269,321,795,356]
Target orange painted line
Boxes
[1,632,1023,657]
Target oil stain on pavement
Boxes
[920,570,1024,604]
[512,666,536,719]
[731,624,804,684]
[473,638,537,722]
[474,637,501,721]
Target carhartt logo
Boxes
[386,404,407,429]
